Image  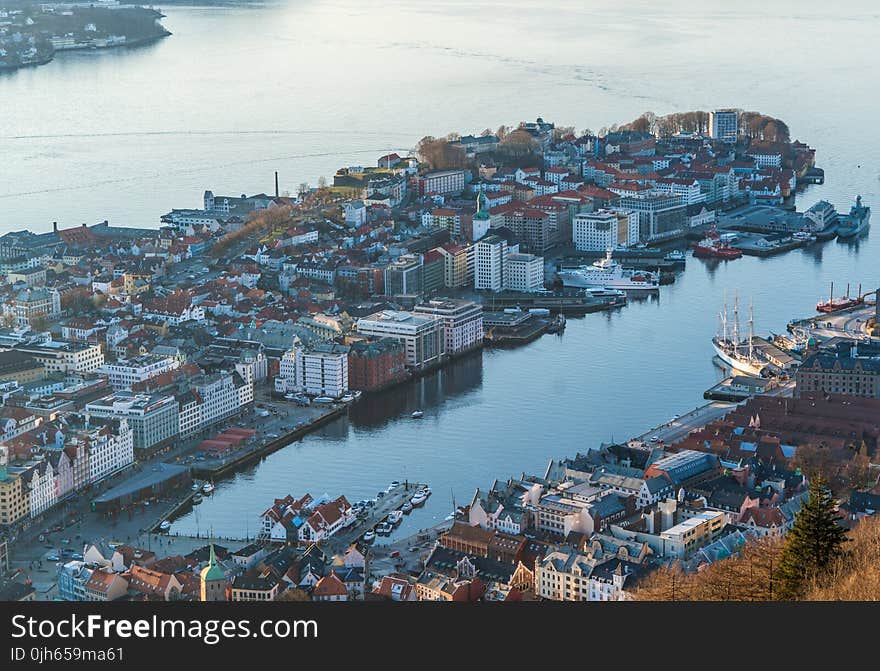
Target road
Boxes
[632,400,738,445]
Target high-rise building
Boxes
[474,234,510,292]
[505,253,545,292]
[573,209,640,251]
[709,109,738,142]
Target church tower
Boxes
[200,544,227,602]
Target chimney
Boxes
[275,171,279,198]
[53,221,58,233]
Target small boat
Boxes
[191,483,200,491]
[411,410,424,419]
[693,227,743,260]
[401,502,413,514]
[410,492,428,507]
[376,522,393,536]
[387,510,403,526]
[313,396,335,404]
[420,487,432,497]
[340,394,356,403]
[158,520,171,531]
[192,493,203,504]
[362,530,376,543]
[202,482,215,494]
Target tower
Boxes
[200,544,227,602]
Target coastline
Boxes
[0,30,171,73]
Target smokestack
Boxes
[275,171,279,198]
[53,221,58,233]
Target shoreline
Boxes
[0,31,171,74]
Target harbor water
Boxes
[2,1,878,538]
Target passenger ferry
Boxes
[557,250,660,291]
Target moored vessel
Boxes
[836,195,871,239]
[816,282,863,313]
[693,226,743,260]
[557,250,660,291]
[712,292,767,377]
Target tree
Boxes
[276,588,311,602]
[776,477,848,600]
[297,182,310,198]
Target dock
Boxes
[481,289,624,314]
[190,404,349,480]
[323,482,429,554]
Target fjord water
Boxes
[3,1,878,537]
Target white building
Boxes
[709,109,738,142]
[412,299,483,356]
[659,509,726,559]
[85,393,179,455]
[505,253,544,292]
[573,209,640,251]
[98,355,180,391]
[296,343,349,398]
[356,311,444,370]
[534,549,639,602]
[82,418,134,484]
[474,234,510,292]
[11,339,104,374]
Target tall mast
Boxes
[748,297,755,361]
[732,291,740,355]
[721,289,728,342]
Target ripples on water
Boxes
[3,1,878,538]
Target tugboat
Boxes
[816,282,863,313]
[693,226,743,260]
[836,195,871,239]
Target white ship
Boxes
[712,291,767,377]
[557,250,660,291]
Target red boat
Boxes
[816,282,862,313]
[693,227,743,260]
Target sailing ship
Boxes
[712,291,767,377]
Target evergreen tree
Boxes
[776,477,848,599]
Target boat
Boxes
[158,520,171,531]
[362,530,376,543]
[410,492,428,507]
[401,502,413,514]
[816,282,863,313]
[712,292,768,377]
[202,482,215,494]
[419,487,432,498]
[191,483,200,491]
[411,410,424,419]
[192,493,203,504]
[585,287,626,299]
[388,510,403,526]
[340,393,356,403]
[792,231,816,243]
[545,314,566,333]
[313,396,335,404]
[557,250,660,291]
[693,226,743,260]
[663,249,687,267]
[836,195,871,239]
[375,522,393,536]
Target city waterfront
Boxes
[2,1,878,541]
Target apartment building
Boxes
[413,299,483,356]
[356,310,445,370]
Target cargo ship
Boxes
[557,250,660,291]
[712,292,767,377]
[693,226,743,260]
[836,195,871,239]
[816,282,863,313]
